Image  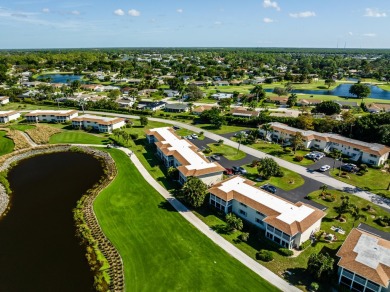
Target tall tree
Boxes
[236,132,246,154]
[324,79,336,89]
[181,177,208,208]
[314,101,341,115]
[297,114,314,130]
[273,87,287,97]
[225,213,243,231]
[292,132,305,154]
[250,85,266,103]
[140,116,148,127]
[349,83,371,100]
[307,253,334,280]
[287,93,298,107]
[257,157,283,179]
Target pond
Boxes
[37,74,84,84]
[0,152,104,291]
[265,83,390,99]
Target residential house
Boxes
[367,103,390,114]
[208,176,325,249]
[192,105,217,116]
[164,103,189,113]
[335,101,359,109]
[0,111,21,123]
[137,101,166,111]
[0,96,10,105]
[163,90,180,98]
[190,81,206,87]
[25,110,78,123]
[127,79,141,85]
[336,225,390,292]
[71,114,125,133]
[214,81,230,86]
[259,122,390,166]
[138,89,158,96]
[267,96,288,105]
[146,127,224,186]
[297,99,322,106]
[231,108,260,118]
[116,97,136,108]
[211,93,233,100]
[229,80,242,86]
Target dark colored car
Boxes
[232,166,247,174]
[341,163,359,173]
[261,184,277,194]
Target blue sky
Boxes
[0,0,389,49]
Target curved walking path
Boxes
[86,111,390,211]
[19,130,38,147]
[112,146,299,292]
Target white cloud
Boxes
[263,17,274,23]
[114,9,125,16]
[70,10,80,15]
[42,8,50,13]
[348,32,353,36]
[128,9,140,17]
[363,33,376,37]
[263,0,280,11]
[364,8,386,18]
[214,21,222,25]
[289,11,316,18]
[177,8,183,13]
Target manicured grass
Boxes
[243,164,305,191]
[49,131,108,145]
[94,149,279,291]
[244,140,314,166]
[207,143,246,160]
[0,131,14,156]
[329,168,390,198]
[378,84,390,91]
[175,128,205,140]
[8,124,35,131]
[198,123,255,134]
[309,190,389,234]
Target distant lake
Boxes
[37,74,84,84]
[266,83,390,100]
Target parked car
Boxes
[305,151,325,160]
[173,126,180,130]
[191,133,198,139]
[261,184,277,194]
[341,163,359,173]
[186,135,193,140]
[210,154,221,161]
[232,166,247,174]
[223,168,233,176]
[319,165,331,172]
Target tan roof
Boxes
[72,115,124,126]
[268,96,288,102]
[192,105,216,113]
[231,109,259,117]
[337,228,390,287]
[0,111,19,117]
[267,122,390,156]
[367,103,390,111]
[25,110,78,117]
[0,96,10,101]
[208,176,325,236]
[146,127,225,178]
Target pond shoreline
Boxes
[0,145,124,291]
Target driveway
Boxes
[307,157,343,176]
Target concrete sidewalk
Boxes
[86,111,390,211]
[114,146,300,292]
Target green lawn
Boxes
[8,124,35,131]
[243,164,305,191]
[378,84,390,91]
[309,190,389,235]
[49,131,108,145]
[93,149,279,291]
[198,123,254,135]
[244,140,314,166]
[207,143,246,160]
[329,168,390,198]
[0,131,14,156]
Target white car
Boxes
[319,165,331,172]
[192,134,198,139]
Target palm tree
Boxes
[250,85,266,103]
[236,132,246,154]
[350,205,367,226]
[261,123,272,141]
[319,184,328,194]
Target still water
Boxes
[0,152,104,292]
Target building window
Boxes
[255,218,263,225]
[340,276,352,287]
[239,209,247,217]
[240,202,247,208]
[256,211,265,217]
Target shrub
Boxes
[130,133,139,140]
[239,232,249,242]
[275,169,284,177]
[310,282,319,291]
[324,193,336,202]
[203,148,212,154]
[256,250,273,262]
[279,248,293,257]
[360,164,368,171]
[299,240,311,250]
[283,147,292,153]
[293,155,304,162]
